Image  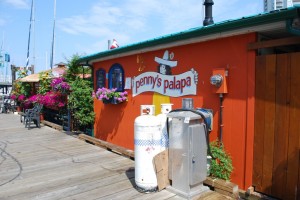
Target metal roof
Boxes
[79,6,300,64]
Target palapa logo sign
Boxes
[132,50,198,97]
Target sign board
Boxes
[132,69,198,97]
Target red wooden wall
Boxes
[93,33,256,189]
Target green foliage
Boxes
[13,69,32,98]
[38,71,52,95]
[17,82,31,97]
[65,54,95,128]
[209,140,233,180]
[65,54,93,84]
[65,54,82,82]
[68,77,95,127]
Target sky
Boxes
[0,0,263,74]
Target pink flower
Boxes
[10,94,17,100]
[93,87,128,103]
[18,94,26,101]
[40,91,66,109]
[51,77,71,93]
[28,94,43,104]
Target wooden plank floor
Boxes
[0,113,233,200]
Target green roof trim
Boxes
[79,6,300,63]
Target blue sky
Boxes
[0,0,263,74]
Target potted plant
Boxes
[209,140,233,181]
[93,87,128,104]
[12,93,28,111]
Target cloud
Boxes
[58,1,203,41]
[58,4,121,36]
[58,0,263,55]
[3,0,29,9]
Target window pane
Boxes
[109,64,124,92]
[112,69,122,89]
[96,69,106,89]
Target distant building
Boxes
[294,0,300,5]
[264,0,300,12]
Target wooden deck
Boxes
[0,113,233,200]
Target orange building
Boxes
[79,7,300,199]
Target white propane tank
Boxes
[134,105,161,191]
[157,104,173,151]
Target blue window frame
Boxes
[96,68,106,89]
[108,63,124,92]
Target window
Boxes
[96,68,106,89]
[108,63,124,92]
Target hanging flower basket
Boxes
[102,98,112,104]
[111,98,119,104]
[93,88,128,105]
[102,98,122,104]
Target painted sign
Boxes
[132,69,198,97]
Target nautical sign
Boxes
[132,69,198,97]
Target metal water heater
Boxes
[167,108,209,198]
[134,105,161,191]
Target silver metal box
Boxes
[167,111,208,198]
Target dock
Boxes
[0,113,233,200]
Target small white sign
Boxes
[124,77,131,89]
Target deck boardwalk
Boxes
[0,113,233,200]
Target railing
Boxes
[43,107,64,125]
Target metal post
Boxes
[219,93,224,143]
[203,0,214,26]
[108,40,111,50]
[50,0,56,69]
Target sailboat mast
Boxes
[50,0,56,69]
[26,0,34,69]
[0,33,4,69]
[32,0,36,68]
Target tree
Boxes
[68,77,95,128]
[66,54,95,130]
